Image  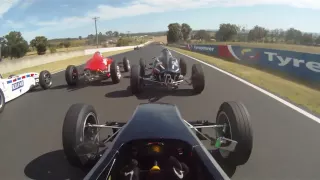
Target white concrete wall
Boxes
[0,41,152,74]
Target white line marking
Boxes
[52,69,65,74]
[168,47,320,124]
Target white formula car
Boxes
[0,70,53,113]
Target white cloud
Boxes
[16,0,320,40]
[4,20,24,29]
[19,0,35,9]
[0,0,34,18]
[0,0,20,18]
[22,16,92,41]
[85,0,320,21]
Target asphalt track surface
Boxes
[1,44,320,180]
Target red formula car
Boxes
[65,52,130,86]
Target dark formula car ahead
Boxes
[62,102,253,180]
[134,46,142,50]
[130,48,205,95]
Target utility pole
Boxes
[93,17,100,48]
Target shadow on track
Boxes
[28,87,47,93]
[24,150,86,180]
[49,81,115,92]
[105,86,196,102]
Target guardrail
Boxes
[179,44,320,85]
[84,41,151,55]
[0,41,152,74]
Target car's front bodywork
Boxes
[84,103,229,180]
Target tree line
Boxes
[0,30,132,60]
[166,23,320,46]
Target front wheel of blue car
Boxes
[214,102,253,167]
[62,103,100,169]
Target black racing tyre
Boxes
[39,70,52,90]
[123,57,130,72]
[65,65,79,86]
[0,88,5,114]
[139,58,145,77]
[110,60,121,84]
[130,65,143,94]
[215,102,253,166]
[180,58,187,76]
[62,103,100,168]
[191,64,205,94]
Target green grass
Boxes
[168,46,320,115]
[2,49,132,78]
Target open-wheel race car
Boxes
[65,52,130,86]
[62,102,253,180]
[130,48,205,95]
[0,70,52,113]
[134,46,142,50]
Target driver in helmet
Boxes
[151,49,173,80]
[92,51,108,66]
[121,156,189,180]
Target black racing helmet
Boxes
[161,48,172,57]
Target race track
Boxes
[1,44,320,180]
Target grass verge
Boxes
[168,47,320,115]
[2,49,132,78]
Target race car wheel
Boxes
[62,103,100,168]
[180,58,187,76]
[214,102,253,166]
[123,57,130,72]
[110,60,121,84]
[0,88,5,114]
[139,58,145,77]
[130,65,143,94]
[65,65,79,86]
[191,64,205,94]
[39,70,52,90]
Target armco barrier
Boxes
[0,41,152,74]
[84,41,152,55]
[0,50,85,74]
[183,44,320,84]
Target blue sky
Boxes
[0,0,320,41]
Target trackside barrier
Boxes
[182,44,320,84]
[0,41,152,74]
[84,41,152,55]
